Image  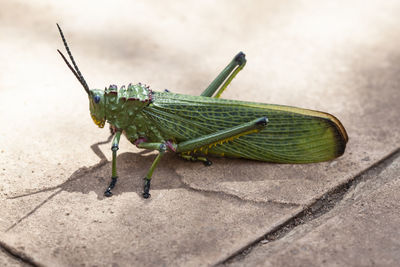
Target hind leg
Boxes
[201,52,246,98]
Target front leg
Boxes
[104,131,122,197]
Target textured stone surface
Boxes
[0,248,28,267]
[1,188,298,266]
[228,153,400,267]
[0,0,399,266]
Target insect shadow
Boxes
[52,137,269,199]
[11,134,273,203]
[6,135,183,231]
[65,149,186,199]
[5,135,305,231]
[9,135,180,201]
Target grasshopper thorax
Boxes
[107,83,152,103]
[89,83,153,129]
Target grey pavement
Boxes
[0,248,29,267]
[225,151,400,267]
[1,0,399,266]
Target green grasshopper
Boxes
[56,24,348,198]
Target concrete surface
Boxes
[0,0,399,266]
[0,248,28,267]
[225,151,400,266]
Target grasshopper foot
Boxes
[104,189,113,197]
[104,177,117,197]
[143,178,151,199]
[180,154,212,166]
[203,159,212,166]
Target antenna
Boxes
[56,23,90,95]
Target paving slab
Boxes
[0,0,399,266]
[227,152,400,266]
[1,189,299,266]
[0,248,29,267]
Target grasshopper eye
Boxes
[93,95,101,103]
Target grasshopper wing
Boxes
[144,92,348,163]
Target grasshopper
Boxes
[56,24,348,198]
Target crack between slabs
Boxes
[0,137,115,265]
[217,147,400,266]
[179,179,301,208]
[0,239,42,267]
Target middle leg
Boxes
[135,142,167,198]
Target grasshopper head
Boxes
[56,24,106,128]
[89,89,106,128]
